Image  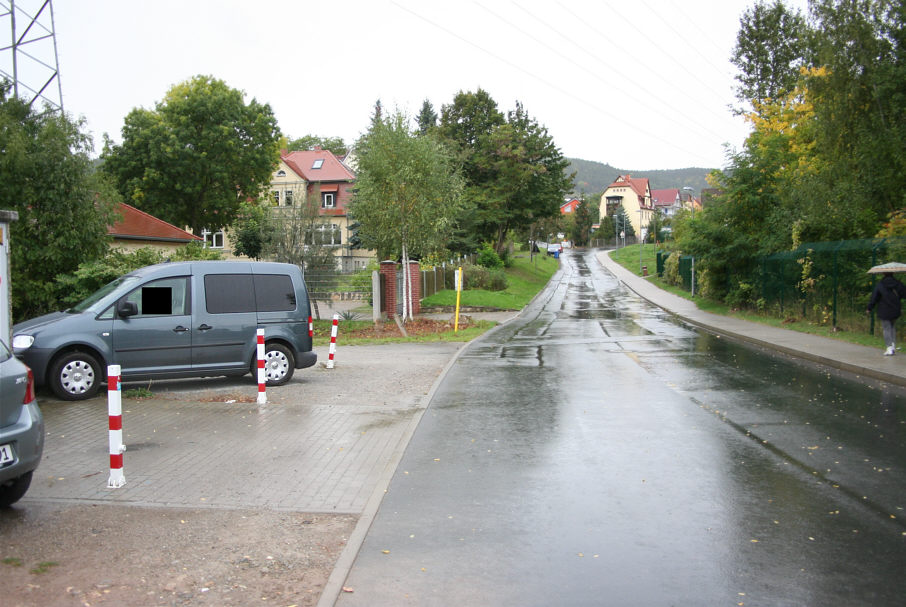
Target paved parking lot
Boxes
[24,342,463,514]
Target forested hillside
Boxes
[568,157,713,195]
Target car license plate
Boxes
[0,443,13,464]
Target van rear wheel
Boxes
[256,343,295,386]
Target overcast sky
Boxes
[4,0,808,171]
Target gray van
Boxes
[12,261,317,401]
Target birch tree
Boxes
[349,111,464,321]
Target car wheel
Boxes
[260,343,295,386]
[0,471,33,508]
[50,351,102,401]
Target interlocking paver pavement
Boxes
[26,343,462,513]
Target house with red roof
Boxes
[108,202,202,253]
[598,175,653,238]
[560,198,582,214]
[268,148,370,271]
[650,188,682,218]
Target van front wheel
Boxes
[50,351,102,400]
[255,343,295,386]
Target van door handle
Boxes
[173,325,189,333]
[197,324,213,331]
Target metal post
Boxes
[327,314,339,368]
[107,365,126,489]
[0,210,18,343]
[256,328,267,404]
[691,257,696,298]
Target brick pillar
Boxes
[380,261,397,317]
[408,261,421,317]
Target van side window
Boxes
[205,274,255,314]
[124,278,189,316]
[254,274,297,312]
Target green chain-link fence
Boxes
[761,237,906,333]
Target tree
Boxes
[286,135,347,156]
[731,0,808,106]
[102,75,281,234]
[439,92,573,255]
[569,196,595,246]
[350,110,465,320]
[0,84,116,321]
[264,183,341,318]
[438,88,505,183]
[613,206,635,239]
[646,210,667,243]
[229,200,274,260]
[477,103,574,253]
[416,99,438,135]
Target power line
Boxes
[391,1,733,166]
[502,1,729,143]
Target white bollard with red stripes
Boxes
[106,365,126,488]
[327,314,339,369]
[256,328,267,405]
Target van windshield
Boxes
[69,276,141,314]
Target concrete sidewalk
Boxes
[596,249,906,388]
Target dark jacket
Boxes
[868,274,906,320]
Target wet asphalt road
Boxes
[336,250,906,606]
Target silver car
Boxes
[0,337,43,507]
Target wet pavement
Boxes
[331,250,906,606]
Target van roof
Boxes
[128,260,301,278]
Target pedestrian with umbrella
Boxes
[867,262,906,356]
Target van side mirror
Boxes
[117,300,138,318]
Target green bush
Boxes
[663,252,682,286]
[462,263,507,291]
[476,244,504,269]
[55,243,222,308]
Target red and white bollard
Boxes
[327,314,339,369]
[106,365,126,488]
[256,328,267,405]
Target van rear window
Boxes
[205,275,255,313]
[254,274,296,312]
[204,273,297,314]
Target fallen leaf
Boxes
[342,587,354,593]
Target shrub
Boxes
[476,244,504,269]
[462,263,507,291]
[663,251,682,286]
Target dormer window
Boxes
[312,159,324,169]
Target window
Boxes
[322,193,335,208]
[254,275,296,311]
[204,274,297,313]
[272,190,281,206]
[312,159,324,169]
[202,229,224,249]
[205,274,255,314]
[285,190,293,206]
[304,223,341,246]
[124,278,189,316]
[276,169,286,177]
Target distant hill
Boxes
[568,158,715,196]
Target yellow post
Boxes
[454,266,463,332]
